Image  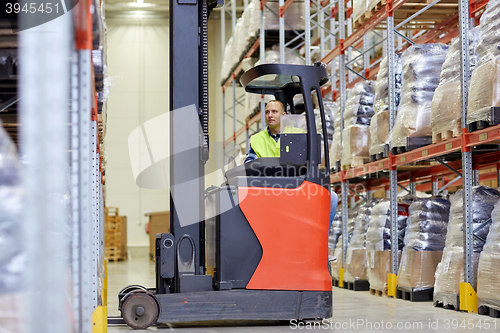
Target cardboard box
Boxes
[367,250,401,291]
[148,211,170,260]
[397,249,443,290]
[343,248,368,282]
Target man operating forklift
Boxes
[244,99,339,228]
[244,100,285,163]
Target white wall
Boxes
[105,19,170,247]
[105,15,247,247]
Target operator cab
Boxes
[225,62,331,189]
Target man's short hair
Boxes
[267,100,286,113]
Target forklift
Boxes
[112,0,333,328]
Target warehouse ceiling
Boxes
[104,0,244,19]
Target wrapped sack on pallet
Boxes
[329,211,343,255]
[343,81,376,126]
[220,36,235,82]
[477,195,500,311]
[341,81,375,167]
[397,198,450,291]
[434,187,499,308]
[0,123,25,332]
[344,199,381,283]
[467,0,500,126]
[366,200,407,292]
[321,100,337,145]
[330,209,357,280]
[341,125,371,168]
[431,31,480,142]
[329,103,342,169]
[370,55,402,156]
[390,44,448,149]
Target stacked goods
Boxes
[341,81,375,168]
[344,199,380,285]
[220,0,305,82]
[105,207,126,261]
[330,208,357,280]
[431,33,480,142]
[434,187,500,308]
[467,0,500,128]
[328,102,342,169]
[390,44,448,151]
[477,196,500,312]
[319,100,337,146]
[328,211,343,256]
[366,200,407,292]
[369,54,402,157]
[397,198,450,293]
[0,125,25,332]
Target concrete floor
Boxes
[107,255,500,332]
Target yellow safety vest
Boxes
[250,130,280,158]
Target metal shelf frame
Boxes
[326,0,492,309]
[19,0,106,331]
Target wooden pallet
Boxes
[396,287,433,302]
[432,127,461,144]
[368,0,386,12]
[343,280,370,291]
[478,303,500,319]
[353,15,368,29]
[369,288,388,297]
[342,156,369,169]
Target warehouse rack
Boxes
[9,0,107,332]
[325,0,491,311]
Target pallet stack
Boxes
[105,207,127,261]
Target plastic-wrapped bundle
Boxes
[431,32,480,141]
[467,0,500,126]
[321,101,337,145]
[390,44,448,149]
[397,198,449,291]
[328,103,342,168]
[344,199,380,283]
[330,208,357,279]
[328,212,342,256]
[263,0,305,31]
[343,81,376,126]
[0,123,25,330]
[341,125,370,167]
[434,187,499,307]
[366,200,408,291]
[366,201,407,252]
[220,36,234,81]
[477,197,500,311]
[370,55,402,156]
[373,55,403,113]
[404,198,450,251]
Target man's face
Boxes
[265,102,284,129]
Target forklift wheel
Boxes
[118,285,148,295]
[121,291,159,329]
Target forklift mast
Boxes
[168,0,223,293]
